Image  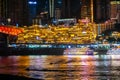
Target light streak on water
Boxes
[0,55,120,79]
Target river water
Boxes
[0,54,120,80]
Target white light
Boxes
[68,46,71,48]
[28,1,37,4]
[58,1,62,4]
[82,31,87,34]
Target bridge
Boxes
[0,25,23,48]
[0,25,23,35]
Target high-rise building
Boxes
[0,0,7,24]
[80,0,111,23]
[94,0,110,23]
[36,0,62,24]
[54,0,62,19]
[61,0,81,19]
[110,0,120,23]
[81,0,91,19]
[47,0,111,22]
[61,0,71,18]
[37,0,80,20]
[49,0,54,18]
[28,0,37,25]
[0,0,29,26]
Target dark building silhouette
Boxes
[61,0,111,23]
[94,0,111,23]
[61,0,81,19]
[0,33,8,48]
[79,0,110,23]
[0,0,29,26]
[0,0,7,24]
[80,0,91,19]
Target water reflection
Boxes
[0,55,120,79]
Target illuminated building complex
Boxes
[0,21,115,44]
[16,21,97,44]
[110,0,120,23]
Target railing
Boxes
[8,43,120,49]
[96,21,115,35]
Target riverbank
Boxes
[0,47,65,56]
[0,74,41,80]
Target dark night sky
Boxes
[70,0,81,18]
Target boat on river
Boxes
[106,47,120,55]
[63,47,97,55]
[0,43,66,55]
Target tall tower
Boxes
[81,0,91,19]
[54,0,62,19]
[94,0,110,23]
[80,0,110,23]
[28,0,37,25]
[61,0,71,18]
[49,0,55,18]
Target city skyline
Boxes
[0,0,119,26]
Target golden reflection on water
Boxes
[74,56,96,80]
[0,55,120,79]
[0,56,30,77]
[17,56,30,77]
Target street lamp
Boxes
[7,18,11,25]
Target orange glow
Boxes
[0,25,23,35]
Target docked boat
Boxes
[106,47,120,55]
[8,47,65,55]
[0,43,66,55]
[94,48,108,55]
[63,47,97,55]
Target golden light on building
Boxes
[91,0,94,23]
[16,21,97,44]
